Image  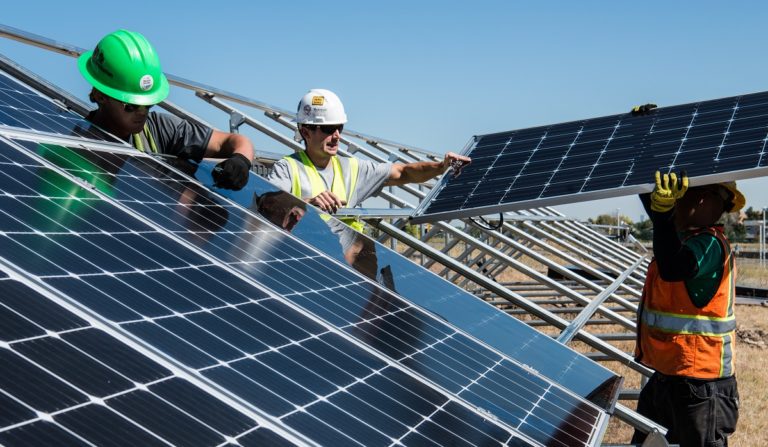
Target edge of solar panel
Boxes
[412,90,768,223]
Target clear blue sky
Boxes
[3,1,768,221]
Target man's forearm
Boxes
[394,161,445,184]
[205,131,254,160]
[223,134,254,160]
[652,210,698,280]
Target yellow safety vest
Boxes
[132,123,158,153]
[284,151,364,232]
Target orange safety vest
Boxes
[635,226,736,379]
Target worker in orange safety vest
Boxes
[632,171,743,446]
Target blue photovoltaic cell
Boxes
[0,275,278,446]
[0,70,115,142]
[12,140,608,446]
[0,137,532,446]
[415,91,768,221]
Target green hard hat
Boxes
[78,29,169,105]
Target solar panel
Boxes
[0,135,566,446]
[0,69,116,142]
[413,91,768,222]
[10,138,610,446]
[0,272,296,446]
[205,164,622,411]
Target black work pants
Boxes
[631,372,739,447]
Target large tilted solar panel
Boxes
[0,69,116,142]
[0,135,555,446]
[413,91,768,222]
[206,165,622,411]
[0,271,296,446]
[11,138,610,447]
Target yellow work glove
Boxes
[631,103,657,116]
[650,170,689,213]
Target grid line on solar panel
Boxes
[416,91,768,221]
[0,274,293,447]
[0,138,536,446]
[0,71,114,141]
[3,141,608,446]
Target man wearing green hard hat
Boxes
[78,29,254,190]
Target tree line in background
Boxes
[589,207,766,242]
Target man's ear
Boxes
[91,89,108,105]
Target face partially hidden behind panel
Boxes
[673,183,745,230]
[674,185,726,229]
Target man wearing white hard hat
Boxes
[267,89,471,231]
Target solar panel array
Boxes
[0,68,610,445]
[414,92,768,222]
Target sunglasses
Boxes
[113,98,154,113]
[304,124,343,135]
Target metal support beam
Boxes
[197,92,304,152]
[441,221,638,331]
[504,221,642,304]
[229,110,246,133]
[557,255,646,344]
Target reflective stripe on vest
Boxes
[640,310,736,335]
[635,226,736,378]
[284,152,363,232]
[132,123,158,153]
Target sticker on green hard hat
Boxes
[78,29,169,105]
[139,75,154,91]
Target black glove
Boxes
[212,153,251,190]
[630,103,657,116]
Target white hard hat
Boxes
[296,88,347,125]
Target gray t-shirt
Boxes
[128,112,213,161]
[267,153,392,207]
